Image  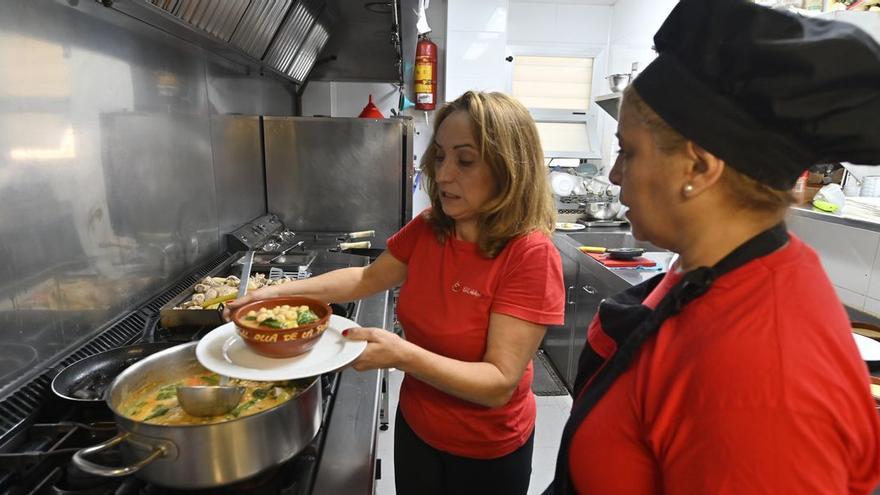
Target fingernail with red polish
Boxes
[342,329,349,337]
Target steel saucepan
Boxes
[72,342,322,489]
[580,201,621,221]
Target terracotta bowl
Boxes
[231,296,332,359]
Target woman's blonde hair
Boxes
[621,85,794,212]
[421,91,555,258]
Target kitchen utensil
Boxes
[72,343,322,489]
[347,230,375,240]
[550,171,577,196]
[580,201,621,221]
[555,222,586,231]
[176,383,245,417]
[52,343,177,402]
[196,315,366,381]
[606,73,632,93]
[358,95,384,118]
[268,266,285,281]
[268,240,305,263]
[237,251,254,299]
[583,252,656,268]
[332,241,371,252]
[579,246,645,260]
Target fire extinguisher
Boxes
[414,33,437,110]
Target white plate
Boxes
[854,333,880,362]
[555,222,586,231]
[196,314,367,381]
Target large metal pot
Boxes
[580,201,621,221]
[72,342,321,489]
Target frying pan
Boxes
[52,342,177,402]
[579,246,645,260]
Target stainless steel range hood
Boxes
[146,0,334,83]
[104,0,415,85]
[103,0,336,84]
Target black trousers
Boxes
[393,408,535,495]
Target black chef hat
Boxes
[632,0,880,190]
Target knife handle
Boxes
[338,241,371,251]
[578,246,607,254]
[348,230,375,240]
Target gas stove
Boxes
[0,308,351,495]
[0,214,385,495]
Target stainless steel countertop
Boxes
[605,251,676,286]
[554,231,674,287]
[312,290,388,495]
[789,205,880,232]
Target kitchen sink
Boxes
[563,231,664,251]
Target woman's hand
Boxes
[343,327,412,371]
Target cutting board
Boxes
[585,252,657,268]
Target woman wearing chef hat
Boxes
[549,0,880,493]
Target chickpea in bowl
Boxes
[231,296,332,358]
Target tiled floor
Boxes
[374,368,573,495]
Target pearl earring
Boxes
[683,184,694,195]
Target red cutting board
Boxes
[585,252,657,268]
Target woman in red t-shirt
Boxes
[230,91,565,494]
[546,1,880,494]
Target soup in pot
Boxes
[119,373,305,425]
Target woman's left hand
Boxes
[343,327,410,371]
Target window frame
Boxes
[507,44,604,160]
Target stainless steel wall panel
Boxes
[230,0,293,60]
[0,0,294,398]
[210,115,265,237]
[263,0,323,78]
[206,55,296,116]
[264,117,413,247]
[173,0,251,41]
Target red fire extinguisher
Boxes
[414,33,437,110]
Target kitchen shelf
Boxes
[595,93,622,121]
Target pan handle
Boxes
[73,432,167,477]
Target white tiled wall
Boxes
[507,2,611,46]
[448,0,508,32]
[597,0,677,171]
[787,212,880,314]
[445,0,509,100]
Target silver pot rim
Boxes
[106,341,319,428]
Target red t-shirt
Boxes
[569,234,880,494]
[387,212,565,459]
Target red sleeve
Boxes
[491,233,565,326]
[659,410,860,494]
[386,211,431,264]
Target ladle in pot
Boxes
[176,384,245,417]
[177,251,252,417]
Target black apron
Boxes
[547,223,789,494]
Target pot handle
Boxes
[73,432,167,477]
